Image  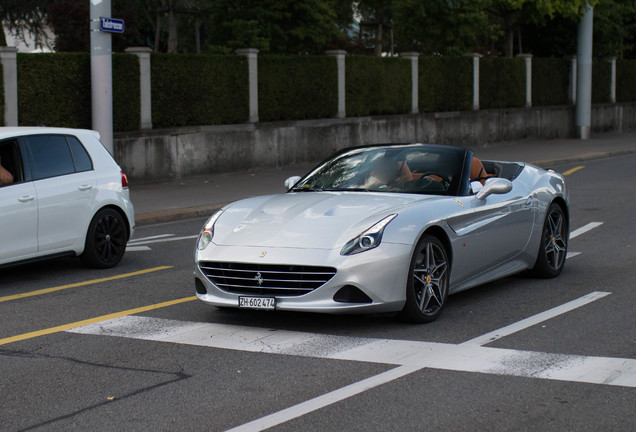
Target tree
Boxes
[206,0,342,54]
[592,0,636,59]
[516,0,636,59]
[485,0,601,57]
[356,0,394,56]
[391,0,494,55]
[46,0,149,52]
[0,0,52,48]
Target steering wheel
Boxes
[418,171,451,190]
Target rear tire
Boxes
[531,202,568,278]
[398,235,449,323]
[80,208,128,269]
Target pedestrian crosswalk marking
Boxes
[68,315,636,389]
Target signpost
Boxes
[90,0,125,155]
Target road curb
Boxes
[530,148,636,168]
[135,203,227,226]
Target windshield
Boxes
[293,144,470,196]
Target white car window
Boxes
[67,136,93,172]
[23,135,75,180]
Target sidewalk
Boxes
[131,130,636,226]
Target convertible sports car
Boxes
[194,143,568,323]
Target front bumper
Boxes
[194,242,412,314]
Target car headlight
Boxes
[197,211,223,250]
[341,214,397,256]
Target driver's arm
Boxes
[0,157,14,185]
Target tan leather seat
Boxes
[470,156,491,185]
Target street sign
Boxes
[99,17,125,34]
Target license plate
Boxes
[239,296,276,310]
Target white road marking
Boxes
[226,364,421,432]
[127,234,197,246]
[66,286,625,429]
[68,313,635,388]
[460,291,611,346]
[129,234,175,243]
[126,234,197,252]
[570,222,603,239]
[125,246,152,252]
[567,222,602,259]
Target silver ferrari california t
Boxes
[194,143,568,323]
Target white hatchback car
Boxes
[0,127,134,268]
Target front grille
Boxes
[199,261,337,296]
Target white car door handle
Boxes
[18,195,35,202]
[78,184,93,191]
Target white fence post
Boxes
[517,54,533,107]
[326,50,346,119]
[464,53,481,110]
[236,48,259,123]
[401,52,419,114]
[125,47,153,129]
[0,47,19,126]
[606,56,616,103]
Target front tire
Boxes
[398,234,449,323]
[80,208,128,269]
[531,202,568,278]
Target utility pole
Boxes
[575,3,594,140]
[90,0,114,153]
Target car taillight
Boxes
[121,171,129,188]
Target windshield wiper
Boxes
[291,186,364,193]
[341,187,372,192]
[291,186,323,192]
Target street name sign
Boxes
[99,17,125,34]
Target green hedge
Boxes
[18,53,91,128]
[259,55,337,122]
[617,60,636,103]
[16,53,139,132]
[419,56,472,112]
[151,54,248,128]
[592,59,612,104]
[8,53,636,133]
[533,58,570,106]
[346,56,411,117]
[480,57,525,109]
[113,54,140,131]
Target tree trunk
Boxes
[504,28,513,57]
[374,22,383,56]
[168,3,178,53]
[154,13,161,53]
[0,21,7,47]
[195,16,200,53]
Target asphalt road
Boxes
[1,155,635,431]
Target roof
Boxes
[0,127,100,140]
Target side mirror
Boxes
[476,178,512,200]
[284,176,302,190]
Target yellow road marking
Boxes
[0,266,173,303]
[0,296,197,346]
[562,166,584,176]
